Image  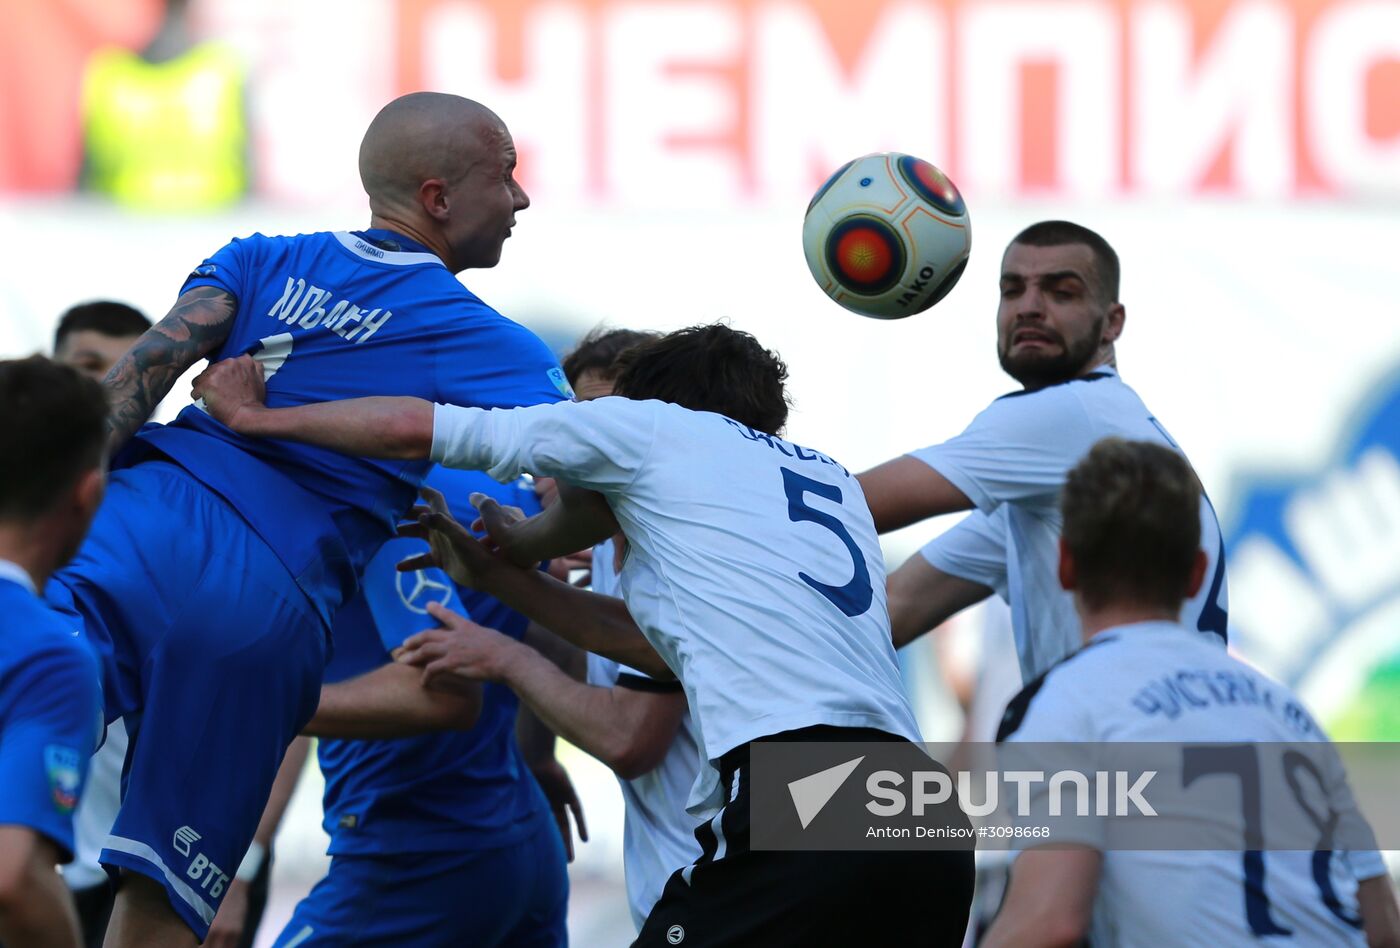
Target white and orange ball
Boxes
[802,153,971,320]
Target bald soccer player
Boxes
[45,93,572,948]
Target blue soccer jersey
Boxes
[0,563,102,861]
[316,468,551,857]
[44,227,570,940]
[138,229,572,624]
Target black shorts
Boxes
[634,726,974,947]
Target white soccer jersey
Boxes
[912,366,1228,683]
[432,398,923,816]
[585,538,704,931]
[1002,621,1386,948]
[920,508,1010,601]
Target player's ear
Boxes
[419,178,451,222]
[1057,538,1077,592]
[69,466,106,528]
[1183,548,1208,599]
[1102,302,1125,345]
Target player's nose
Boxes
[1018,286,1047,317]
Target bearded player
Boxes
[859,220,1228,686]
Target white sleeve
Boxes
[430,396,658,491]
[920,510,1009,599]
[1314,738,1387,880]
[1000,670,1105,850]
[911,387,1097,513]
[1002,671,1097,745]
[1344,850,1389,881]
[589,539,622,599]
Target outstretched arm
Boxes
[397,497,670,678]
[982,847,1101,948]
[403,569,668,679]
[197,358,632,561]
[305,662,481,739]
[399,607,685,779]
[887,553,993,648]
[1359,873,1400,948]
[857,455,973,534]
[105,286,238,450]
[194,354,433,458]
[473,484,619,568]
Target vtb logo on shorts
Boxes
[173,825,231,900]
[173,826,201,856]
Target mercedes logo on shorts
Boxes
[666,925,685,944]
[394,568,453,614]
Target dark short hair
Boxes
[54,301,151,352]
[1009,220,1120,302]
[1062,438,1201,613]
[561,327,661,388]
[612,324,790,435]
[0,356,109,519]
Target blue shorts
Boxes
[47,462,326,939]
[273,818,569,947]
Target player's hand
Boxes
[534,476,561,509]
[530,756,588,862]
[191,355,266,430]
[396,602,522,685]
[201,878,250,948]
[396,486,510,590]
[471,492,538,567]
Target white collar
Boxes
[1089,619,1184,643]
[333,232,445,268]
[0,559,37,595]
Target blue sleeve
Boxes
[433,317,574,410]
[179,234,260,304]
[0,645,101,861]
[361,537,468,653]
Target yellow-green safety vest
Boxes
[82,42,249,211]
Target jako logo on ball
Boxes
[803,153,970,320]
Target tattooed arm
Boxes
[102,287,239,451]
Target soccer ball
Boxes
[802,153,970,320]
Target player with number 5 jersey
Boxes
[192,324,976,946]
[44,93,569,947]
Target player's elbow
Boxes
[606,734,669,780]
[1368,929,1400,948]
[886,587,922,648]
[1037,912,1090,947]
[383,402,434,459]
[425,684,482,731]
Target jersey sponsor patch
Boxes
[547,367,576,400]
[192,263,218,277]
[44,744,82,813]
[394,567,454,616]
